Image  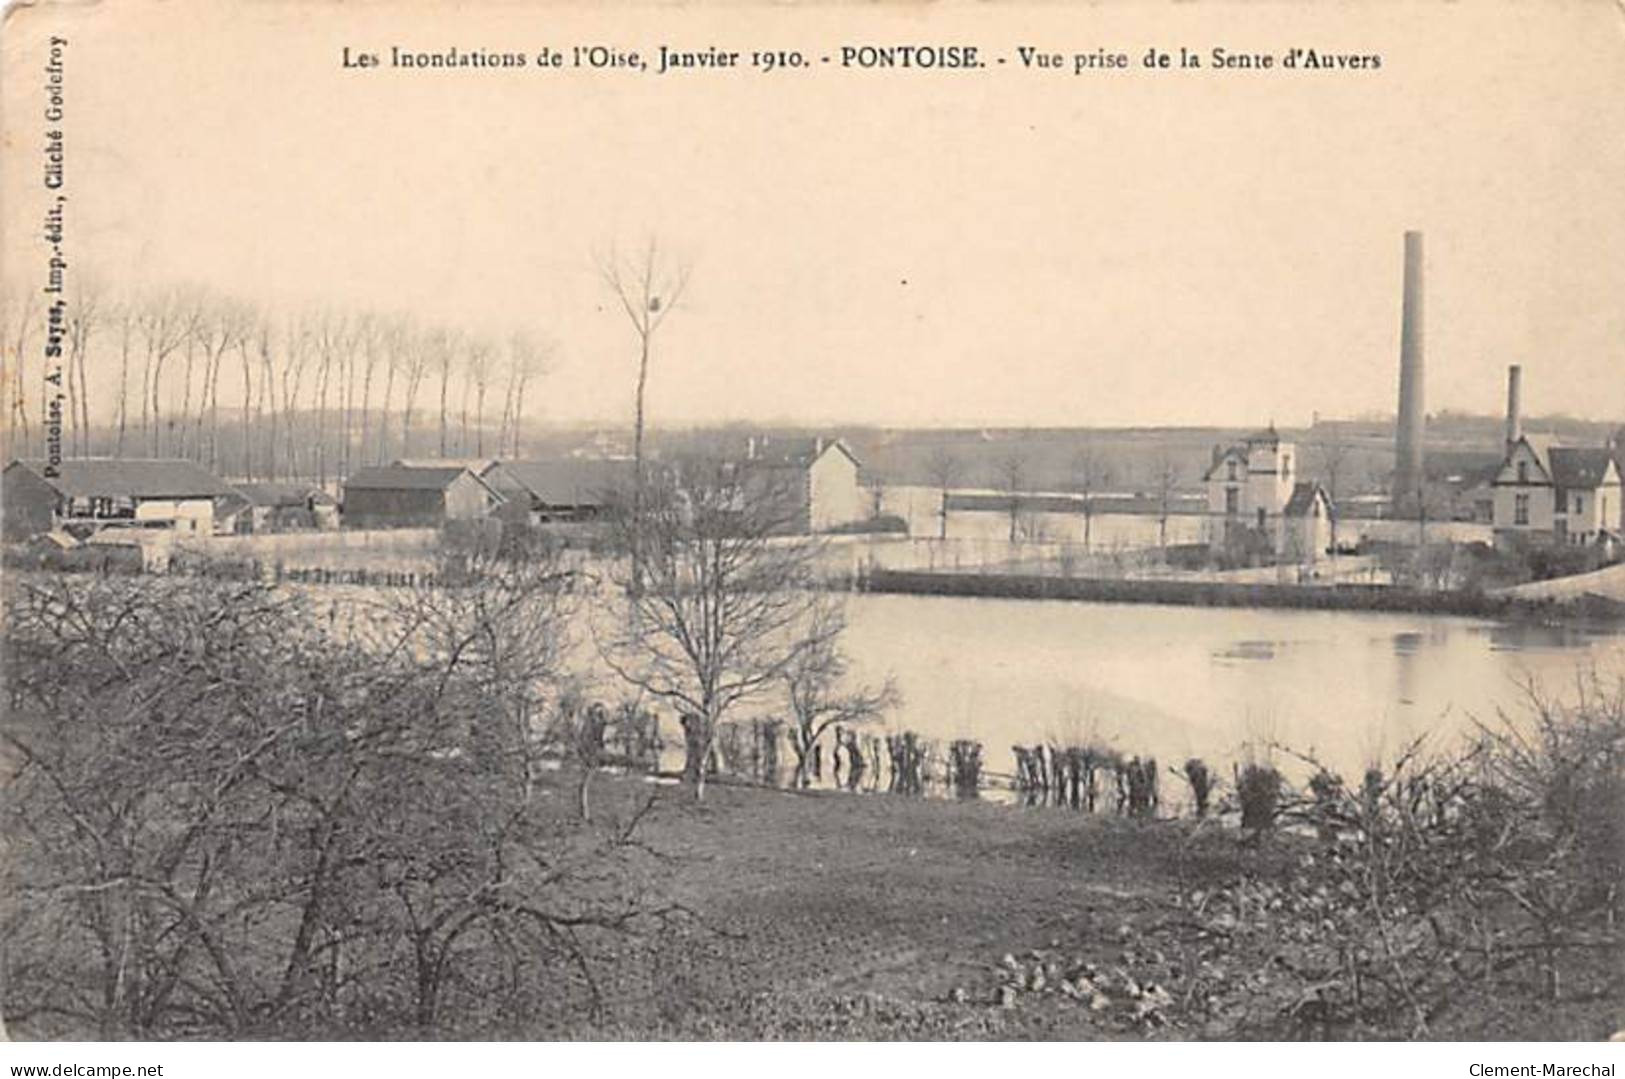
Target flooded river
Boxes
[836,593,1625,783]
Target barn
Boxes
[233,482,340,534]
[484,459,626,525]
[341,464,503,529]
[2,458,240,542]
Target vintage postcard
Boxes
[1,0,1622,1060]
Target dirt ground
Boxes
[547,778,1623,1041]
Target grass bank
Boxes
[552,776,1622,1040]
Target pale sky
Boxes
[4,0,1623,430]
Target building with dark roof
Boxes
[484,459,626,524]
[735,437,866,534]
[232,482,340,533]
[2,458,239,541]
[341,464,503,529]
[339,464,497,529]
[1492,436,1621,549]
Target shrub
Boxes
[1194,679,1625,1037]
[1236,762,1283,834]
[1179,758,1215,818]
[948,739,984,799]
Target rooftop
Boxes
[1547,447,1618,490]
[10,458,239,499]
[344,465,474,491]
[493,459,626,506]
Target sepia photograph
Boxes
[1,0,1623,1060]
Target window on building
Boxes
[1225,487,1238,515]
[1282,454,1291,480]
[1256,507,1267,530]
[1517,461,1528,483]
[1574,493,1584,515]
[1515,493,1530,526]
[1227,460,1238,481]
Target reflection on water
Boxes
[1475,620,1622,653]
[1212,640,1281,663]
[836,594,1625,783]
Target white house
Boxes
[739,437,867,534]
[1203,426,1329,562]
[1281,482,1335,564]
[1492,436,1621,549]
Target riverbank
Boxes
[859,568,1625,622]
[530,775,1620,1040]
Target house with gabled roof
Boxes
[1281,482,1334,564]
[1492,435,1621,549]
[232,481,340,533]
[2,458,240,541]
[1201,425,1331,562]
[341,464,503,529]
[736,436,866,534]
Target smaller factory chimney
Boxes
[1394,230,1426,513]
[1504,365,1523,451]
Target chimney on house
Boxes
[1394,230,1426,511]
[1504,364,1523,451]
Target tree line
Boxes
[1,280,551,483]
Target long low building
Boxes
[484,459,627,524]
[341,463,503,528]
[2,458,241,541]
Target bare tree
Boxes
[1069,444,1111,551]
[63,281,103,456]
[398,322,431,461]
[429,327,457,458]
[597,462,832,801]
[2,286,40,454]
[782,610,900,788]
[196,298,250,470]
[137,291,195,457]
[310,311,351,486]
[924,446,959,541]
[994,453,1028,544]
[354,314,383,471]
[462,336,494,457]
[174,293,203,456]
[501,331,547,459]
[374,316,409,466]
[1314,428,1351,556]
[230,306,277,481]
[113,301,136,457]
[1154,452,1179,550]
[3,564,675,1038]
[599,239,690,529]
[278,314,313,481]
